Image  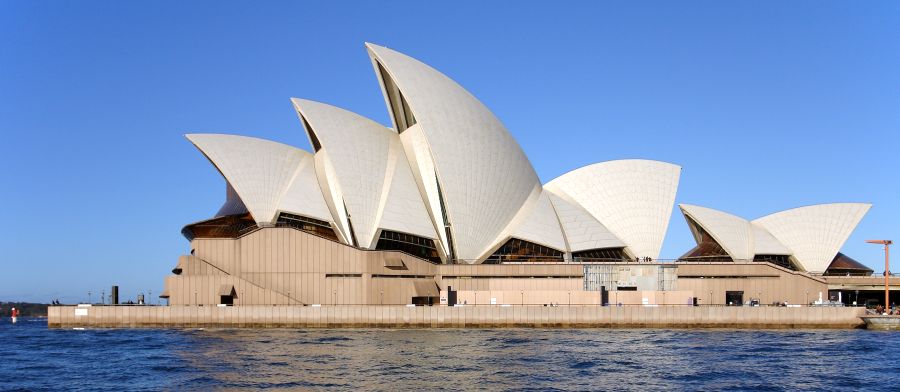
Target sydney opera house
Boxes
[161,43,886,308]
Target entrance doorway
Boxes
[726,291,744,306]
[411,296,435,306]
[218,284,236,306]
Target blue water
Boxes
[1,318,898,391]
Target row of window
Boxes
[572,248,627,262]
[487,238,564,263]
[375,230,442,264]
[181,213,258,241]
[276,212,340,242]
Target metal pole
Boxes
[886,243,890,310]
[866,240,893,309]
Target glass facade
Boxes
[753,254,795,270]
[678,217,733,262]
[181,213,258,241]
[276,212,340,242]
[375,230,442,264]
[572,247,628,262]
[486,238,564,263]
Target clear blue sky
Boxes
[1,1,897,303]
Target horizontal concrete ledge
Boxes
[48,305,867,329]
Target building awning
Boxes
[172,258,185,275]
[413,280,439,297]
[384,254,405,268]
[218,284,235,296]
[825,252,874,275]
[159,290,170,298]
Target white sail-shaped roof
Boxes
[366,43,540,262]
[680,204,753,261]
[547,192,625,253]
[312,149,353,244]
[277,152,333,223]
[216,183,249,217]
[507,191,567,252]
[399,124,451,258]
[545,160,681,259]
[752,203,871,273]
[292,98,436,248]
[377,137,440,242]
[186,134,328,225]
[751,223,791,255]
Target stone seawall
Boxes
[48,305,867,329]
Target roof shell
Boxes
[547,192,625,252]
[186,133,331,225]
[507,190,568,253]
[680,204,753,261]
[750,223,792,255]
[216,182,249,217]
[277,151,333,223]
[752,203,871,273]
[545,159,681,259]
[377,136,442,242]
[292,99,436,248]
[366,43,541,262]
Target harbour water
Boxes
[1,318,898,391]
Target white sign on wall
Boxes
[74,308,88,316]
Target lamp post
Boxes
[88,291,92,304]
[709,290,712,306]
[805,291,809,306]
[865,240,892,309]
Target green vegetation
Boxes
[0,302,48,317]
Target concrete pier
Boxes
[48,305,867,329]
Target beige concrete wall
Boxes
[173,228,441,305]
[171,228,593,306]
[441,278,583,292]
[675,263,828,305]
[451,290,694,306]
[167,227,844,309]
[48,305,867,329]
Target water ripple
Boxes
[1,319,899,391]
